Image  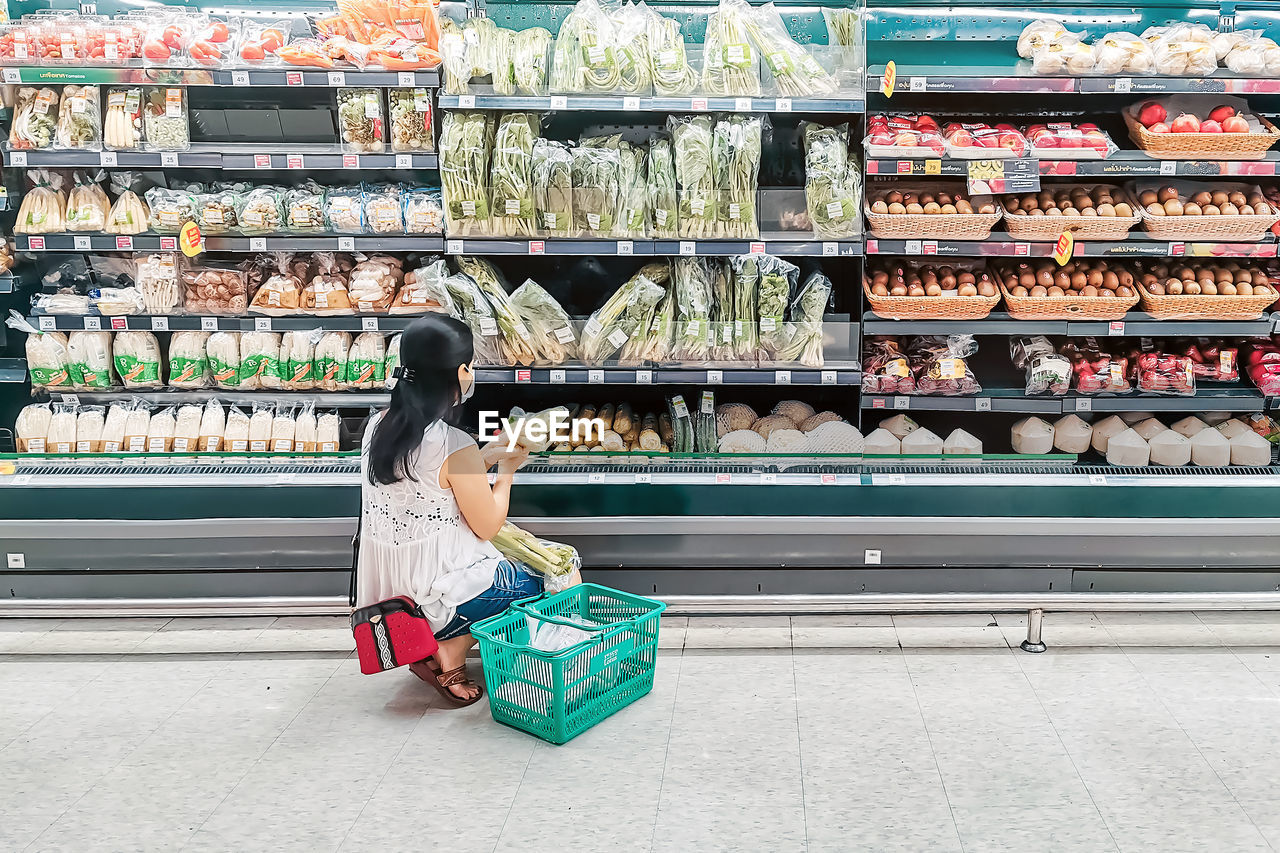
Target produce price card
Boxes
[967,158,1040,194]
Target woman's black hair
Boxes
[367,314,474,486]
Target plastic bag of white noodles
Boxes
[101,401,130,452]
[224,405,251,453]
[198,399,226,452]
[173,404,202,453]
[68,330,115,390]
[207,332,241,389]
[239,331,282,390]
[248,402,274,453]
[17,403,53,452]
[146,406,176,452]
[314,331,352,392]
[123,401,151,452]
[294,401,317,452]
[113,330,163,388]
[317,409,342,452]
[168,331,211,388]
[47,401,79,454]
[75,405,106,453]
[271,405,296,453]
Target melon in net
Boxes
[765,428,808,453]
[800,411,844,432]
[752,415,796,439]
[772,400,816,426]
[718,429,766,453]
[806,421,864,453]
[716,403,758,438]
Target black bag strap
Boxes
[348,511,361,608]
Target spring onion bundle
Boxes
[440,27,471,95]
[490,112,539,238]
[491,28,518,96]
[803,121,859,239]
[644,6,698,95]
[510,278,578,364]
[571,144,621,237]
[456,257,537,366]
[441,18,508,95]
[443,271,505,365]
[646,136,679,238]
[730,255,760,360]
[532,138,575,237]
[635,286,675,363]
[823,8,860,47]
[672,257,714,362]
[709,259,736,362]
[702,0,761,96]
[777,270,832,367]
[669,115,716,238]
[580,263,669,364]
[747,3,838,97]
[440,111,494,236]
[754,254,798,358]
[713,114,764,239]
[550,0,624,94]
[618,290,662,367]
[513,28,553,95]
[618,141,650,238]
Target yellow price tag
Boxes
[924,159,941,175]
[0,461,15,476]
[179,221,204,257]
[881,60,896,98]
[1053,231,1075,266]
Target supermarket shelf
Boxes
[437,94,865,114]
[0,359,27,383]
[473,367,861,385]
[862,311,1277,338]
[867,152,1280,179]
[2,144,437,171]
[869,64,1280,96]
[0,274,14,295]
[865,236,1278,258]
[0,65,439,88]
[16,234,445,253]
[864,388,1268,415]
[862,389,1063,413]
[443,237,863,257]
[48,390,388,407]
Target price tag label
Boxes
[286,72,304,87]
[749,242,766,254]
[904,240,922,254]
[588,472,606,483]
[395,71,416,86]
[761,472,777,484]
[83,316,101,330]
[457,94,476,108]
[99,151,117,167]
[550,369,566,384]
[12,475,31,486]
[1169,242,1186,256]
[679,241,696,255]
[396,154,413,169]
[923,241,939,255]
[110,316,126,330]
[342,154,360,169]
[616,240,633,256]
[9,151,27,167]
[821,370,837,385]
[715,473,732,484]
[775,98,792,112]
[550,95,568,110]
[529,240,546,255]
[735,97,753,111]
[255,317,272,331]
[691,98,708,111]
[362,317,379,331]
[1114,78,1132,93]
[161,152,179,167]
[864,549,882,565]
[588,369,604,384]
[38,316,55,330]
[775,370,791,385]
[1108,321,1125,336]
[254,154,271,169]
[277,472,297,483]
[1160,161,1177,175]
[150,316,168,331]
[635,472,652,483]
[623,96,640,111]
[61,393,80,406]
[231,70,250,86]
[631,370,651,385]
[1053,231,1074,266]
[338,236,356,252]
[160,236,177,251]
[73,235,92,251]
[250,237,267,252]
[968,157,1040,194]
[516,369,531,383]
[286,155,304,169]
[822,242,838,256]
[893,397,910,410]
[115,236,132,250]
[706,369,722,384]
[925,159,942,175]
[1089,474,1108,486]
[328,71,346,87]
[881,60,897,97]
[975,397,992,411]
[2,68,20,83]
[447,239,464,254]
[27,236,44,251]
[1075,397,1092,411]
[909,76,927,92]
[201,316,218,331]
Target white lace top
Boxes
[356,414,502,631]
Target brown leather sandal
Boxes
[409,658,484,707]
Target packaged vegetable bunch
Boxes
[510,278,578,364]
[455,256,537,366]
[747,2,838,97]
[532,138,575,237]
[617,141,650,238]
[512,27,552,95]
[775,271,832,367]
[55,85,102,150]
[571,142,621,237]
[644,6,697,96]
[670,115,715,238]
[609,3,653,94]
[646,135,679,238]
[440,111,494,236]
[16,170,67,235]
[363,184,404,234]
[803,122,859,239]
[388,87,434,152]
[754,254,799,358]
[672,257,715,362]
[491,522,580,591]
[442,269,506,365]
[403,188,443,234]
[338,88,386,153]
[701,0,761,96]
[489,112,540,238]
[440,17,508,95]
[10,87,59,150]
[708,259,736,362]
[579,262,669,364]
[143,87,189,151]
[730,254,760,360]
[551,0,629,94]
[65,171,110,232]
[712,114,764,239]
[6,311,73,391]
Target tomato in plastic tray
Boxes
[1133,351,1195,396]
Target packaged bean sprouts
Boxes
[172,405,203,453]
[271,405,296,452]
[168,331,211,389]
[294,402,317,452]
[338,88,386,153]
[17,403,53,452]
[281,330,320,390]
[55,85,102,150]
[388,88,434,153]
[143,87,190,151]
[239,331,283,390]
[124,402,151,453]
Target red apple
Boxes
[1200,119,1223,133]
[1084,130,1111,154]
[998,130,1027,157]
[1223,115,1250,133]
[1138,101,1167,127]
[995,122,1017,132]
[1078,122,1100,132]
[869,130,894,145]
[1033,133,1058,148]
[1058,132,1082,148]
[894,130,919,147]
[1148,121,1170,134]
[1170,113,1201,133]
[916,116,939,130]
[1208,105,1236,124]
[948,129,974,148]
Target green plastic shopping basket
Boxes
[470,583,667,744]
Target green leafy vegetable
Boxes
[730,255,759,359]
[803,121,860,239]
[713,114,764,239]
[532,138,575,237]
[777,270,831,367]
[672,257,714,362]
[646,135,679,238]
[580,263,669,364]
[513,28,553,95]
[754,254,799,358]
[456,256,538,366]
[510,278,578,364]
[701,0,761,96]
[440,111,494,236]
[489,112,539,238]
[669,114,715,239]
[571,143,621,237]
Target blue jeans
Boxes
[435,560,543,641]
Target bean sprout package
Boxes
[7,311,74,391]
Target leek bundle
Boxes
[669,115,715,239]
[618,291,661,367]
[746,2,838,97]
[618,141,650,238]
[702,0,761,96]
[730,255,760,359]
[709,259,736,362]
[513,28,553,95]
[489,112,539,238]
[492,522,579,587]
[491,28,517,96]
[644,6,698,96]
[440,111,494,236]
[532,138,575,237]
[777,271,831,367]
[672,257,714,362]
[612,3,654,94]
[803,121,859,239]
[646,136,679,238]
[755,254,798,358]
[510,278,578,364]
[456,257,538,366]
[571,144,621,237]
[580,263,669,364]
[713,115,764,239]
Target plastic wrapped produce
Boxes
[280,330,319,390]
[440,111,493,236]
[145,187,195,235]
[171,404,202,453]
[711,115,763,239]
[863,428,901,455]
[776,271,831,367]
[488,112,539,238]
[441,268,510,365]
[701,0,761,95]
[1011,416,1054,454]
[107,189,150,235]
[645,9,696,96]
[145,407,176,453]
[1229,430,1271,466]
[456,257,537,366]
[645,136,678,239]
[317,410,341,452]
[104,87,144,150]
[315,331,352,391]
[101,402,129,453]
[55,85,101,150]
[168,331,211,388]
[239,331,282,390]
[1012,336,1070,396]
[510,278,577,364]
[67,331,114,390]
[363,184,404,234]
[249,252,303,316]
[338,88,385,153]
[124,403,151,452]
[579,263,669,365]
[716,402,758,436]
[1090,415,1127,454]
[403,188,443,234]
[238,186,284,234]
[113,331,163,388]
[943,428,982,455]
[549,0,626,94]
[246,403,272,453]
[47,403,78,454]
[222,406,250,452]
[17,403,52,452]
[15,170,66,234]
[65,173,111,232]
[294,402,317,452]
[670,115,715,238]
[10,87,59,150]
[755,255,799,358]
[800,411,842,432]
[300,253,353,315]
[346,332,387,388]
[143,87,189,151]
[1150,431,1192,467]
[572,144,622,238]
[1052,414,1093,454]
[1191,426,1230,466]
[1018,19,1083,59]
[269,405,295,453]
[389,88,434,152]
[182,262,246,315]
[325,186,365,233]
[671,257,714,362]
[1135,351,1194,396]
[750,2,837,96]
[900,427,942,455]
[348,256,403,313]
[803,122,859,239]
[394,260,456,315]
[1106,428,1149,467]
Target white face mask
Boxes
[459,364,475,403]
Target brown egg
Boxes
[956,200,973,214]
[1202,204,1221,216]
[1097,203,1116,217]
[872,283,889,296]
[1211,191,1229,207]
[1220,282,1237,295]
[1221,203,1240,216]
[871,200,889,214]
[1183,202,1203,216]
[1139,190,1159,206]
[1164,199,1184,216]
[1114,202,1133,218]
[888,202,907,215]
[1146,203,1166,216]
[923,202,942,215]
[1190,191,1212,206]
[886,191,904,204]
[1157,186,1179,203]
[890,283,908,296]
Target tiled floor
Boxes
[2,612,1280,852]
